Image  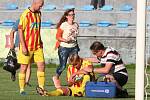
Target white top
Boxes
[60,22,79,48]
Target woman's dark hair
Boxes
[56,8,75,29]
[90,41,105,50]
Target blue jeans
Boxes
[56,46,79,76]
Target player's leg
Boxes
[53,47,69,88]
[25,64,31,87]
[36,86,70,96]
[17,49,31,94]
[34,48,45,89]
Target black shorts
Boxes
[113,73,128,87]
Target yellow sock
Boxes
[19,73,25,92]
[37,71,45,89]
[47,89,63,96]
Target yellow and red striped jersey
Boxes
[67,60,92,88]
[18,8,43,51]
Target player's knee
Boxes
[20,64,28,73]
[37,62,45,71]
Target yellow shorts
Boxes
[69,75,91,96]
[17,48,45,64]
[69,87,84,96]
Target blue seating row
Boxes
[0,19,131,28]
[2,3,135,11]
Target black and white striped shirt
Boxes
[98,47,128,76]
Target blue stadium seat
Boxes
[100,5,113,11]
[6,3,18,10]
[80,5,94,11]
[41,21,53,27]
[2,20,15,26]
[120,4,133,11]
[79,21,92,27]
[116,20,129,28]
[63,5,75,10]
[43,4,56,11]
[97,21,111,27]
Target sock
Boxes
[37,71,45,89]
[19,73,25,92]
[47,89,63,96]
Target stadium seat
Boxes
[41,21,53,27]
[100,5,113,11]
[116,20,129,28]
[63,5,75,10]
[2,20,15,26]
[120,4,133,11]
[6,3,18,10]
[80,5,94,11]
[79,21,92,27]
[97,21,111,27]
[43,4,56,11]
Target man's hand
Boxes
[68,76,75,86]
[22,46,28,56]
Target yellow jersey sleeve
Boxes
[19,9,29,31]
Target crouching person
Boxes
[36,53,95,96]
[84,41,128,97]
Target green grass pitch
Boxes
[0,64,149,100]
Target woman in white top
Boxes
[53,8,80,88]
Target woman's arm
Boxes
[93,63,113,74]
[56,28,70,43]
[84,57,100,63]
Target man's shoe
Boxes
[122,89,128,98]
[116,89,128,98]
[36,86,48,96]
[20,91,26,95]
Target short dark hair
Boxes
[90,41,105,50]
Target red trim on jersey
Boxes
[25,13,30,50]
[30,12,35,50]
[35,15,40,50]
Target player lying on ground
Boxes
[36,53,95,96]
